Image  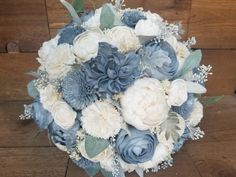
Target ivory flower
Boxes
[135,19,161,36]
[73,29,106,62]
[105,26,140,53]
[143,11,163,23]
[188,100,203,127]
[81,100,123,139]
[83,8,102,29]
[121,78,170,130]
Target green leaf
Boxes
[32,130,42,143]
[200,95,224,107]
[100,3,123,30]
[27,80,39,99]
[101,169,113,177]
[176,50,202,78]
[85,163,101,177]
[85,135,110,158]
[73,0,84,13]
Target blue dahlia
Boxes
[121,10,146,28]
[138,40,179,80]
[62,69,98,110]
[84,42,141,96]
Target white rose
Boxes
[188,100,203,127]
[39,84,60,111]
[135,19,161,37]
[73,29,106,62]
[121,78,170,131]
[51,101,77,129]
[143,11,163,23]
[105,26,140,53]
[83,8,102,29]
[138,144,171,170]
[44,44,75,80]
[81,100,123,139]
[167,79,188,107]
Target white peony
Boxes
[73,29,106,62]
[167,79,188,107]
[39,84,60,111]
[135,19,161,37]
[166,36,190,71]
[50,101,77,129]
[83,8,102,29]
[81,100,123,139]
[43,44,75,80]
[143,11,163,23]
[188,100,203,127]
[138,143,171,169]
[105,26,140,53]
[121,78,170,131]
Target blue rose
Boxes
[172,94,195,119]
[138,41,179,80]
[32,100,53,129]
[58,22,85,45]
[84,42,141,96]
[121,10,146,28]
[48,119,80,151]
[116,126,157,164]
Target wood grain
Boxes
[189,0,236,49]
[0,53,38,101]
[0,147,68,177]
[0,0,49,52]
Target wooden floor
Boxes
[0,0,236,177]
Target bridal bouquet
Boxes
[21,0,213,176]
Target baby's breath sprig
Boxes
[19,104,33,120]
[193,65,213,84]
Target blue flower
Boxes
[138,41,179,80]
[84,42,141,96]
[172,94,195,119]
[121,10,146,28]
[172,128,190,153]
[32,101,53,129]
[48,119,80,151]
[58,22,85,45]
[62,69,98,110]
[116,126,157,164]
[80,10,94,22]
[72,156,99,169]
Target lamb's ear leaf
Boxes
[73,0,84,13]
[101,169,113,177]
[85,135,110,158]
[200,95,224,107]
[84,163,101,177]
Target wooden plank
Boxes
[186,141,236,177]
[0,101,52,147]
[189,0,236,49]
[202,50,236,96]
[0,0,50,52]
[66,151,201,177]
[0,53,38,101]
[0,147,68,177]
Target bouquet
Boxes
[20,0,213,176]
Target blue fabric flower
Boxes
[72,156,99,169]
[121,10,146,28]
[84,42,141,96]
[116,126,157,164]
[48,119,80,151]
[172,94,195,119]
[138,41,179,80]
[172,128,190,153]
[32,101,53,129]
[62,69,98,110]
[58,22,85,45]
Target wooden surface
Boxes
[0,0,236,177]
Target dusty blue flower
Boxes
[122,10,146,28]
[84,42,141,96]
[72,156,99,169]
[172,94,195,119]
[58,22,85,45]
[48,119,80,150]
[138,41,179,80]
[116,126,157,164]
[32,101,53,129]
[172,128,190,153]
[62,69,98,110]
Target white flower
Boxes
[81,100,123,139]
[39,84,60,111]
[138,143,171,169]
[167,79,188,107]
[51,101,77,129]
[73,29,106,62]
[105,26,140,53]
[119,158,136,172]
[121,78,170,131]
[83,8,102,29]
[143,11,163,23]
[135,19,161,36]
[43,44,75,80]
[166,36,190,71]
[188,100,203,127]
[186,81,207,94]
